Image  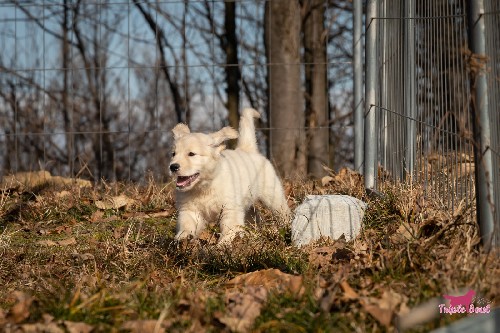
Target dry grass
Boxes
[0,170,498,332]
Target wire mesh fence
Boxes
[0,0,354,183]
[362,0,499,247]
[1,0,499,246]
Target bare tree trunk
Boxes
[134,1,186,124]
[182,1,191,125]
[265,0,306,178]
[224,1,240,132]
[303,0,329,178]
[62,0,74,177]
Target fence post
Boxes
[404,0,416,179]
[467,0,496,249]
[364,0,378,189]
[353,0,363,173]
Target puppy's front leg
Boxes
[175,210,206,240]
[218,209,245,245]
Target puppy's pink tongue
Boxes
[177,176,191,187]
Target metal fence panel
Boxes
[362,0,499,247]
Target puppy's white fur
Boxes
[169,108,290,244]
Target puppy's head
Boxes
[169,123,238,191]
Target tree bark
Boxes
[224,1,240,132]
[265,0,306,178]
[303,0,329,178]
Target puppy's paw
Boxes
[174,230,195,241]
[217,230,244,247]
[173,233,195,251]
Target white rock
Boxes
[291,195,367,246]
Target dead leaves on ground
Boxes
[360,288,410,328]
[316,278,409,329]
[320,167,365,197]
[0,292,93,333]
[216,287,267,332]
[217,269,305,332]
[306,239,411,329]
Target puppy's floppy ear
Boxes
[209,126,238,147]
[172,123,190,139]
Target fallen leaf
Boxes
[121,319,164,333]
[352,239,369,254]
[54,225,73,235]
[113,226,126,239]
[8,291,33,324]
[226,269,304,297]
[38,229,50,235]
[393,223,414,243]
[217,286,268,333]
[360,289,404,328]
[363,302,393,328]
[308,246,335,269]
[56,190,72,198]
[313,276,329,301]
[20,322,65,333]
[220,269,305,332]
[340,281,359,300]
[72,253,95,262]
[38,238,76,247]
[42,313,54,323]
[89,210,104,223]
[57,237,76,246]
[64,321,94,333]
[37,240,58,246]
[95,195,134,210]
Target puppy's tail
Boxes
[236,108,260,153]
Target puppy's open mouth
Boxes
[176,173,200,189]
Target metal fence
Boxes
[359,0,499,248]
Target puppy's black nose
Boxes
[170,163,180,172]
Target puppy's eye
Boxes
[188,152,196,157]
[171,152,176,157]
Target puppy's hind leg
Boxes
[175,210,206,240]
[259,175,291,219]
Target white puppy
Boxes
[169,108,291,244]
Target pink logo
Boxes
[439,289,491,315]
[443,289,475,309]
